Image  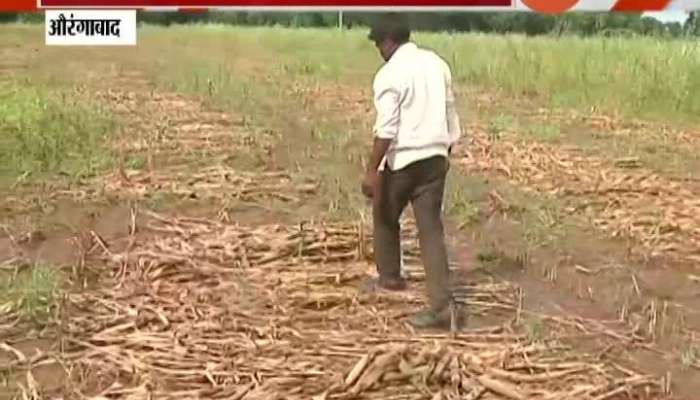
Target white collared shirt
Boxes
[373,42,461,171]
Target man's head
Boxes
[368,13,410,62]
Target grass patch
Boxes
[681,344,699,370]
[1,263,60,325]
[487,114,516,141]
[525,317,547,344]
[124,153,147,170]
[148,26,700,124]
[526,122,562,142]
[477,181,571,247]
[0,84,115,186]
[445,173,489,229]
[476,245,502,264]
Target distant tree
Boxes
[686,11,699,36]
[0,13,18,23]
[665,21,683,37]
[208,11,249,25]
[137,10,210,26]
[137,11,172,25]
[17,12,44,23]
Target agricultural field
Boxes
[2,22,700,399]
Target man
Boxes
[361,13,461,329]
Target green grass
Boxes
[0,84,115,186]
[445,173,489,229]
[122,25,700,126]
[487,114,516,141]
[1,264,60,325]
[124,153,147,170]
[525,317,547,344]
[420,33,700,125]
[681,344,698,370]
[526,122,562,142]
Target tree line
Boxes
[138,10,699,37]
[1,10,698,37]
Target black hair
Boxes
[368,13,411,44]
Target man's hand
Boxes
[363,138,392,199]
[361,170,379,198]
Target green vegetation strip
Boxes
[129,26,700,125]
[1,263,59,326]
[0,84,115,186]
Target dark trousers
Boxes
[373,155,451,312]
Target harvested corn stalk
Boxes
[30,212,661,400]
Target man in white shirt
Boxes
[361,13,461,329]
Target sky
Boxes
[643,10,690,24]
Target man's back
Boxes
[373,42,460,171]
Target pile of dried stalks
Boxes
[97,87,274,164]
[100,166,317,203]
[45,212,662,400]
[90,88,297,202]
[460,126,700,264]
[20,167,317,207]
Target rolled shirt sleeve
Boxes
[372,71,401,140]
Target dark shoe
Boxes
[409,308,450,329]
[360,277,407,294]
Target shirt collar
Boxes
[389,42,417,62]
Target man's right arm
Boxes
[370,70,401,171]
